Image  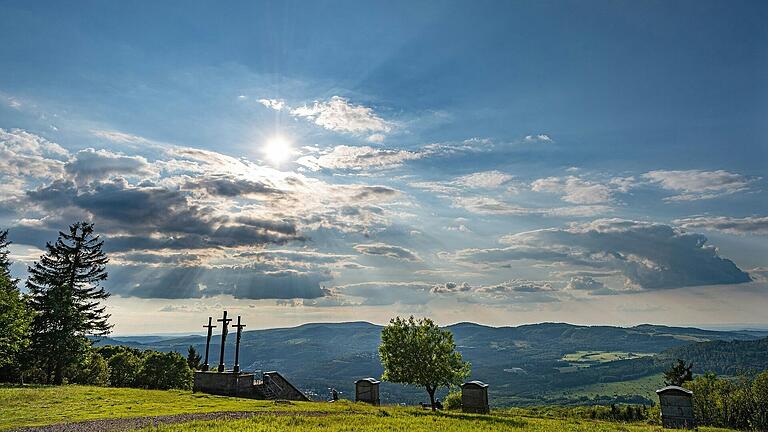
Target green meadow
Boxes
[0,385,738,432]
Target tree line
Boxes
[0,223,193,389]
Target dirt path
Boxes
[11,410,331,432]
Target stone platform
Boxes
[193,371,310,401]
[193,371,256,398]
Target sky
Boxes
[0,0,766,334]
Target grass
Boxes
[561,351,655,364]
[557,373,665,401]
[0,385,738,432]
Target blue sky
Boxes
[1,0,766,333]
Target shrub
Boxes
[137,351,193,390]
[108,351,141,387]
[444,390,462,410]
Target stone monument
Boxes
[461,380,489,414]
[355,378,380,405]
[657,385,695,429]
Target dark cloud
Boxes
[494,219,752,290]
[184,173,282,197]
[65,148,153,182]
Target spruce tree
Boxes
[0,230,32,376]
[27,222,112,384]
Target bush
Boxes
[137,351,193,390]
[68,350,109,386]
[444,390,462,410]
[108,351,141,387]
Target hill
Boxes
[95,321,762,406]
[0,385,738,432]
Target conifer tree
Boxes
[27,222,112,384]
[0,230,32,375]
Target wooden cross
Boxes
[202,317,216,371]
[232,316,246,373]
[216,310,233,372]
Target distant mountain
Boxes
[95,321,762,406]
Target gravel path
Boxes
[11,410,331,432]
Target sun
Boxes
[262,134,293,165]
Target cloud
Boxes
[289,96,393,136]
[183,173,282,197]
[258,98,285,110]
[454,219,751,290]
[453,170,514,189]
[354,242,421,262]
[91,130,152,144]
[643,170,756,201]
[65,148,155,182]
[296,145,423,171]
[451,196,612,217]
[531,175,615,204]
[524,134,553,143]
[674,216,768,236]
[335,281,433,306]
[106,263,330,300]
[565,276,616,295]
[0,128,68,180]
[430,281,472,294]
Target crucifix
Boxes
[232,316,246,373]
[201,317,216,372]
[217,310,232,372]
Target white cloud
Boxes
[643,169,756,201]
[524,134,553,143]
[453,170,514,189]
[295,145,423,171]
[354,242,421,262]
[91,130,151,144]
[531,175,614,204]
[674,215,768,236]
[290,96,392,135]
[258,98,285,110]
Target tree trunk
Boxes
[53,359,64,385]
[427,386,436,411]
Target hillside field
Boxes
[0,385,739,432]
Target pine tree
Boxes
[664,358,694,387]
[0,230,32,376]
[27,222,113,384]
[186,345,202,370]
[0,230,14,285]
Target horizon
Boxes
[1,0,766,334]
[107,319,768,338]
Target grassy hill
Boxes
[95,321,761,405]
[0,385,738,432]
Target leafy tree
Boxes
[663,358,693,386]
[27,222,112,384]
[186,345,202,371]
[68,349,109,386]
[379,316,470,410]
[137,351,193,390]
[0,230,32,377]
[107,351,141,387]
[752,370,768,430]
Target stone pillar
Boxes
[355,378,381,405]
[656,386,695,429]
[461,381,489,414]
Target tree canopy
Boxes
[379,316,470,410]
